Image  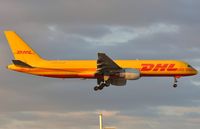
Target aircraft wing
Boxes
[97,53,122,74]
[95,53,126,90]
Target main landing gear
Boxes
[173,77,178,88]
[94,81,110,91]
[94,76,110,91]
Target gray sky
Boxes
[0,0,200,129]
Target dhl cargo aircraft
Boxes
[4,31,198,91]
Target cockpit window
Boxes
[188,65,193,68]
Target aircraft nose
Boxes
[193,68,198,75]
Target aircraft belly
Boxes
[31,69,96,78]
[140,72,195,77]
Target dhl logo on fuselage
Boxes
[16,50,33,54]
[141,64,178,71]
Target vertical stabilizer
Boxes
[4,31,43,64]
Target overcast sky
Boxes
[0,0,200,129]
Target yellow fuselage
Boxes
[5,31,198,79]
[8,59,198,78]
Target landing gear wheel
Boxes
[173,76,179,88]
[94,77,111,91]
[94,84,105,91]
[94,86,99,91]
[173,84,177,88]
[104,83,110,87]
[98,85,104,90]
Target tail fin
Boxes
[4,31,43,64]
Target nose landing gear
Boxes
[173,77,178,88]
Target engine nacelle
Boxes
[119,68,140,80]
[110,77,126,86]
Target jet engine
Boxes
[119,68,140,80]
[110,68,140,86]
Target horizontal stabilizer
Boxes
[12,60,33,68]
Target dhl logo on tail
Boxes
[16,50,33,54]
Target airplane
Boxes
[4,31,198,91]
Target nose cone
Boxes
[193,68,198,75]
[186,63,198,75]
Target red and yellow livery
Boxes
[4,31,198,91]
